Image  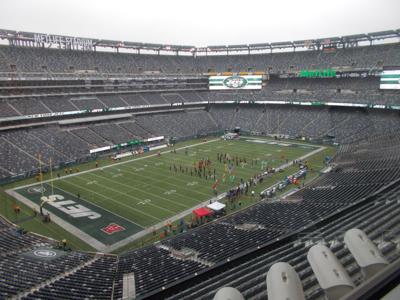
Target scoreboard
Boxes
[209,75,262,90]
[380,70,400,90]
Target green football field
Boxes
[9,137,322,251]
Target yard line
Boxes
[82,172,178,215]
[124,168,218,202]
[75,174,176,214]
[45,182,145,229]
[169,142,294,163]
[189,141,273,156]
[117,165,211,198]
[241,136,320,148]
[149,155,250,178]
[60,178,162,222]
[190,145,302,166]
[161,155,267,182]
[165,155,262,178]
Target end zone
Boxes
[7,183,144,252]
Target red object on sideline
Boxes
[193,207,212,218]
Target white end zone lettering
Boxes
[41,195,101,220]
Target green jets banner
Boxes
[209,75,262,90]
[380,70,400,90]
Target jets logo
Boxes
[223,76,247,88]
[102,223,125,235]
[28,186,46,194]
[34,249,57,258]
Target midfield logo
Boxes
[102,223,125,235]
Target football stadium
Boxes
[0,1,400,299]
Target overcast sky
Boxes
[0,0,399,46]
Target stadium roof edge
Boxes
[270,41,293,48]
[315,36,341,42]
[249,42,270,46]
[342,33,369,41]
[0,28,399,54]
[207,45,227,50]
[227,44,249,49]
[368,30,396,37]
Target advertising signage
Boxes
[299,69,336,78]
